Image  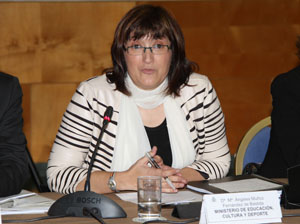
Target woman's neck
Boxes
[126,73,168,109]
[138,104,165,127]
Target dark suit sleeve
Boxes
[0,76,29,197]
[271,73,300,166]
[260,68,300,178]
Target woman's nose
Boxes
[142,48,154,63]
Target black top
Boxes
[145,119,172,166]
[0,72,29,197]
[259,66,300,178]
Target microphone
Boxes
[84,106,113,192]
[48,106,127,220]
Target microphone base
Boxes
[48,191,127,219]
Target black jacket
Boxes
[0,72,29,196]
[260,66,300,178]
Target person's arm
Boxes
[189,80,231,180]
[76,147,181,193]
[47,81,97,194]
[270,72,300,167]
[179,77,231,182]
[0,75,28,197]
[47,82,180,194]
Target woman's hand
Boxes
[76,146,188,194]
[160,165,187,192]
[117,146,187,193]
[148,146,164,167]
[117,146,168,191]
[150,146,188,192]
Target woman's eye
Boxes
[133,44,142,49]
[153,44,163,49]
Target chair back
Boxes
[25,146,50,192]
[235,116,271,175]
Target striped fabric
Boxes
[47,73,231,194]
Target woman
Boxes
[47,4,231,194]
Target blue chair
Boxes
[235,116,271,175]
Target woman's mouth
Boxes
[141,69,154,74]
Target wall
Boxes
[0,0,300,162]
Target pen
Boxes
[145,152,176,191]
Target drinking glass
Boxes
[133,176,166,222]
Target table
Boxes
[2,185,300,223]
[2,192,186,224]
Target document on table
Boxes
[0,190,54,215]
[209,178,283,193]
[0,190,35,205]
[116,190,203,205]
[187,176,283,194]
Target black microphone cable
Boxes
[83,207,106,224]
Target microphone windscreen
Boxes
[104,106,113,120]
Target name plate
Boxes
[200,190,282,224]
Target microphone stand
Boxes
[48,106,127,220]
[85,106,113,192]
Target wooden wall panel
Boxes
[1,0,300,162]
[0,3,42,83]
[0,2,135,162]
[30,84,77,162]
[39,2,134,83]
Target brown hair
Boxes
[103,4,198,96]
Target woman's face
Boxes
[124,35,172,90]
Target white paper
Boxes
[200,190,282,224]
[186,185,213,194]
[0,191,54,215]
[209,178,282,193]
[0,190,35,206]
[116,190,203,205]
